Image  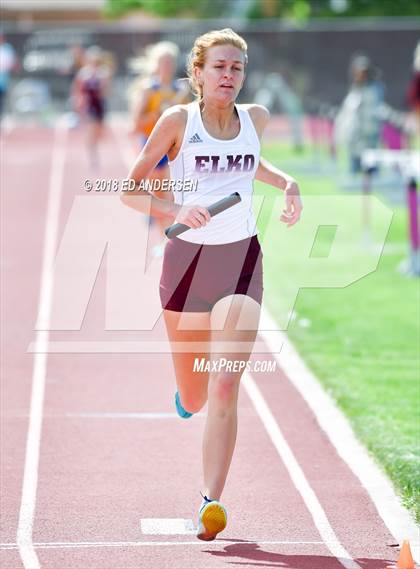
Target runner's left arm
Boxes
[256,158,303,227]
[247,104,303,227]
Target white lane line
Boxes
[0,539,328,550]
[259,306,420,563]
[242,370,362,569]
[16,120,68,569]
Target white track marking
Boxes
[0,539,329,550]
[16,120,67,569]
[141,519,196,535]
[242,371,362,569]
[259,306,420,563]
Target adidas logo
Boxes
[188,133,203,143]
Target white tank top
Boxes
[169,101,260,244]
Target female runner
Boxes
[122,28,302,541]
[73,46,110,169]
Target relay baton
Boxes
[164,192,242,239]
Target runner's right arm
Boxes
[121,106,211,229]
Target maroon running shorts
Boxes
[159,234,263,313]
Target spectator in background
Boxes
[335,54,384,173]
[0,34,18,117]
[72,46,111,170]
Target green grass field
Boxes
[256,142,420,521]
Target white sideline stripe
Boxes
[242,371,362,569]
[0,539,329,550]
[259,306,420,563]
[141,518,196,535]
[16,120,68,569]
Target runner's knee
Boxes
[209,371,241,409]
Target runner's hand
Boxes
[176,205,211,229]
[280,180,303,227]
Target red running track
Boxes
[0,121,401,569]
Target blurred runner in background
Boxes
[73,46,111,170]
[129,41,190,256]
